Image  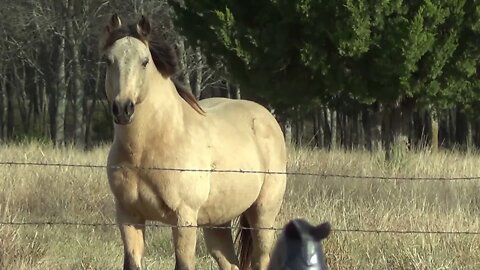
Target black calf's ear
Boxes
[311,222,331,241]
[284,221,302,239]
[137,15,151,37]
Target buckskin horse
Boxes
[99,14,287,270]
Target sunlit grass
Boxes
[0,141,479,269]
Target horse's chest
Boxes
[108,168,174,221]
[108,168,139,203]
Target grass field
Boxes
[0,142,479,269]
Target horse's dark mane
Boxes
[103,21,205,115]
[173,78,205,114]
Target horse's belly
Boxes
[197,174,263,224]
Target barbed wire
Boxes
[1,161,480,181]
[1,221,479,235]
[1,161,479,237]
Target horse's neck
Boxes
[113,77,186,155]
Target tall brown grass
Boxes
[0,142,479,269]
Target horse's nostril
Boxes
[112,102,120,116]
[125,101,135,117]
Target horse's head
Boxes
[268,219,331,270]
[99,14,177,125]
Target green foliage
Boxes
[171,0,480,113]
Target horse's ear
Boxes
[137,15,151,37]
[105,13,122,33]
[311,222,331,241]
[99,13,122,52]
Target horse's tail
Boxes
[235,214,252,270]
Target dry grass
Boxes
[0,142,479,269]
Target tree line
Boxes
[0,0,232,148]
[171,0,480,156]
[1,0,480,157]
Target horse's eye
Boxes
[141,58,149,67]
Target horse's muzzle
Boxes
[112,100,135,125]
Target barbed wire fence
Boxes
[2,161,480,181]
[1,160,480,236]
[1,221,480,236]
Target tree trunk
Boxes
[342,113,351,149]
[439,111,448,148]
[284,118,292,146]
[40,78,48,137]
[54,25,67,146]
[456,108,464,149]
[382,107,393,160]
[0,66,5,140]
[455,108,473,151]
[85,62,102,148]
[67,0,85,147]
[313,107,323,148]
[352,112,360,149]
[0,64,7,141]
[363,105,382,151]
[384,101,412,161]
[330,109,337,149]
[13,62,29,133]
[192,47,203,99]
[362,107,370,150]
[225,82,231,99]
[371,105,383,151]
[6,70,15,138]
[394,106,411,145]
[176,38,191,87]
[226,83,241,99]
[323,107,331,149]
[233,84,241,99]
[339,112,345,148]
[449,108,456,147]
[294,107,301,145]
[32,69,40,132]
[467,120,473,150]
[474,118,480,149]
[413,109,429,148]
[430,109,439,152]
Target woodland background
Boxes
[1,2,479,269]
[1,0,480,159]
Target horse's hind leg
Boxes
[246,176,286,270]
[245,210,278,270]
[203,222,239,270]
[117,206,146,270]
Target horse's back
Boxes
[200,97,284,139]
[199,97,286,166]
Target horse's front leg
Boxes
[172,207,198,270]
[117,206,146,270]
